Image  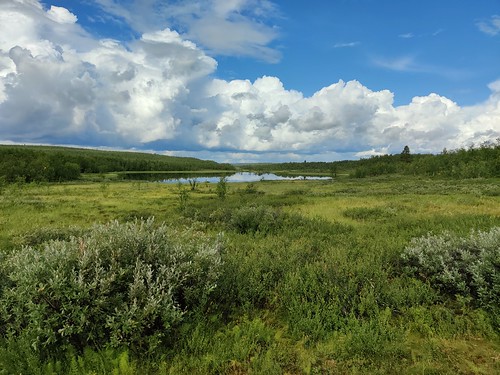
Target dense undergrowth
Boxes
[0,176,499,374]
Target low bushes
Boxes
[401,227,500,324]
[229,205,284,234]
[0,219,223,356]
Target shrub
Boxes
[239,182,262,195]
[216,176,228,200]
[0,219,223,355]
[229,205,284,234]
[279,265,345,340]
[401,227,500,315]
[351,167,367,178]
[177,181,190,211]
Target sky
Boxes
[0,0,499,163]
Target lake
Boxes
[124,172,332,184]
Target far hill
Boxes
[0,145,235,183]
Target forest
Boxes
[0,145,235,183]
[0,142,499,374]
[244,140,500,179]
[1,141,498,184]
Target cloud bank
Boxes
[0,1,499,162]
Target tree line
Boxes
[0,145,235,183]
[1,140,498,184]
[244,140,500,179]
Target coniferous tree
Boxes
[401,145,412,163]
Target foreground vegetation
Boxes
[0,173,499,374]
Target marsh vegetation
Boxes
[0,145,499,374]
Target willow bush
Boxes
[401,227,500,324]
[0,219,223,356]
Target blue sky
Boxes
[0,0,499,162]
[215,0,500,106]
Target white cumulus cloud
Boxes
[0,0,499,162]
[92,0,281,62]
[46,5,77,24]
[0,0,217,148]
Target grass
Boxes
[0,175,499,374]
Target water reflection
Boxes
[124,172,332,184]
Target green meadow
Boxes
[0,172,499,374]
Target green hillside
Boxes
[0,145,235,183]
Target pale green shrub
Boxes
[0,219,223,355]
[401,227,499,314]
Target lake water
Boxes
[126,172,331,184]
[161,172,332,184]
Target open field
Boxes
[0,175,499,374]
